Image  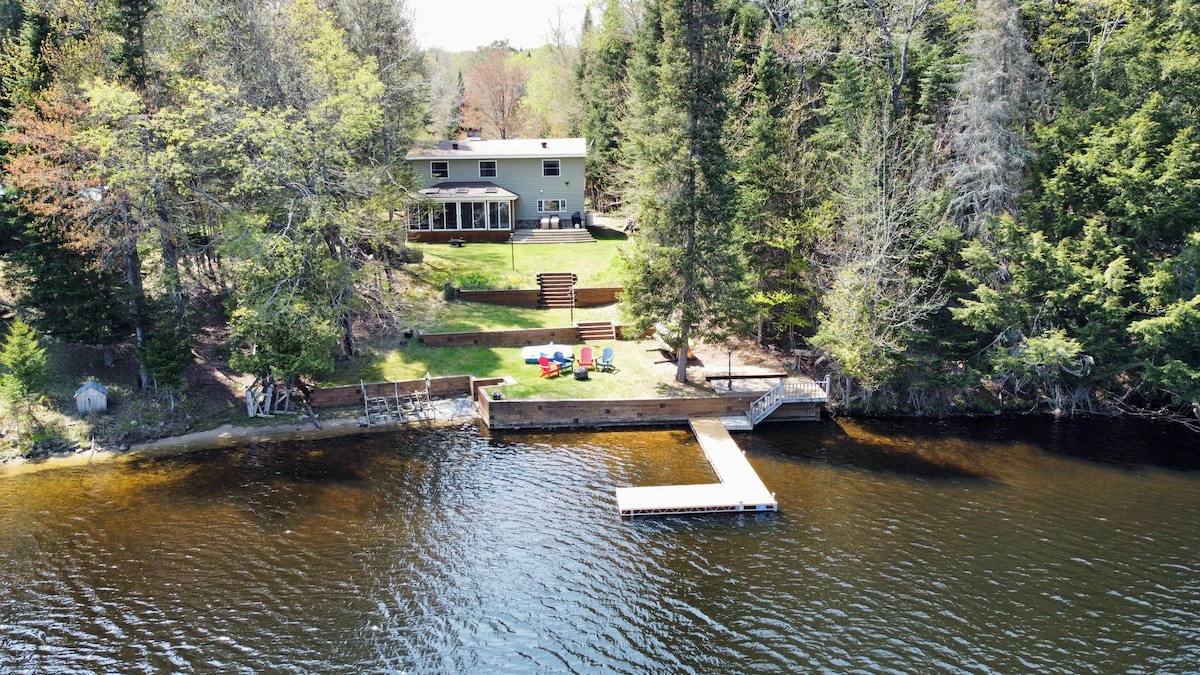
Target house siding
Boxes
[414,156,585,225]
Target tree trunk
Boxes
[123,231,151,390]
[676,321,690,384]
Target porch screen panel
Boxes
[488,202,510,229]
[406,206,430,231]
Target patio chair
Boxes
[596,347,615,372]
[552,350,573,369]
[578,346,595,370]
[538,355,561,378]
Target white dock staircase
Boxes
[721,375,831,431]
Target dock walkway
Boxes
[616,416,778,517]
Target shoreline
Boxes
[0,397,482,478]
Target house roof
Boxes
[74,380,109,397]
[406,138,586,161]
[417,182,519,201]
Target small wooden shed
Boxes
[74,380,109,414]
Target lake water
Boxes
[1,416,1198,673]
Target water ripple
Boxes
[0,422,1198,672]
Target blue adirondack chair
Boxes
[552,350,573,369]
[596,347,615,372]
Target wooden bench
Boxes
[449,238,466,247]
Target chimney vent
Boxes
[452,142,459,150]
[541,141,548,149]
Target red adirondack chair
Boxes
[578,346,595,370]
[538,355,561,378]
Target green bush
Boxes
[454,271,497,290]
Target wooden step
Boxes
[538,272,578,309]
[512,229,596,244]
[575,321,616,341]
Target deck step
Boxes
[575,320,616,341]
[512,229,596,244]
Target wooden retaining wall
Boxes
[420,325,639,347]
[420,327,583,347]
[309,375,505,408]
[457,289,540,308]
[457,287,622,308]
[410,231,513,244]
[474,388,822,429]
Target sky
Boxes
[406,0,590,52]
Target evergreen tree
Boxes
[447,71,465,139]
[621,0,753,383]
[0,317,49,438]
[10,222,133,361]
[577,0,632,211]
[106,0,155,90]
[732,36,823,348]
[137,313,192,410]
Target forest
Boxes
[1,0,1199,442]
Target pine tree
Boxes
[0,317,49,438]
[621,0,753,383]
[447,71,465,139]
[577,0,632,211]
[106,0,155,90]
[137,318,192,411]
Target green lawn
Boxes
[428,301,622,332]
[328,339,710,400]
[411,236,629,290]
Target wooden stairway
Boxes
[746,375,832,427]
[537,272,577,309]
[576,321,616,341]
[511,229,596,244]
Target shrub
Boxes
[454,271,497,290]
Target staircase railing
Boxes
[747,375,831,426]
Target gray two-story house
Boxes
[404,138,586,242]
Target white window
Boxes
[537,199,566,213]
[479,161,497,178]
[431,161,448,179]
[542,159,560,177]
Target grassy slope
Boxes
[328,233,706,399]
[410,233,628,290]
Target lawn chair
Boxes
[578,346,595,370]
[596,347,615,372]
[538,355,561,378]
[552,350,573,369]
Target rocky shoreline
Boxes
[0,397,481,477]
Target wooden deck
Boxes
[616,416,778,518]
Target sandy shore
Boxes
[0,397,481,478]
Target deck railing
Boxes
[748,375,831,426]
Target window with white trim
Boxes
[479,160,497,177]
[537,199,566,213]
[542,159,560,177]
[430,161,448,179]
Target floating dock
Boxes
[616,417,778,517]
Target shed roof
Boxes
[406,138,586,161]
[74,380,109,397]
[417,182,519,201]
